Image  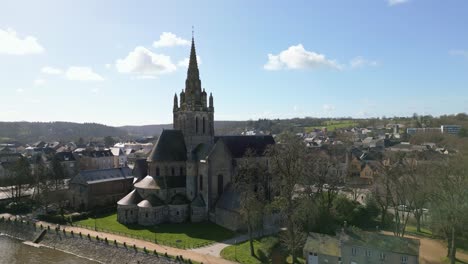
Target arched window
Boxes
[203,117,206,134]
[195,117,199,134]
[199,175,203,191]
[156,167,160,176]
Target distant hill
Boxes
[118,121,249,137]
[0,122,128,143]
[118,124,172,137]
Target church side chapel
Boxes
[117,35,275,231]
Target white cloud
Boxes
[177,56,202,67]
[135,75,157,80]
[153,32,190,48]
[116,46,176,76]
[91,88,100,94]
[41,66,63,75]
[264,44,342,71]
[105,63,112,69]
[0,28,44,55]
[34,79,46,86]
[350,56,378,68]
[65,66,104,81]
[323,104,336,112]
[450,50,468,59]
[16,88,24,93]
[388,0,409,6]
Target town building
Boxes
[304,227,420,264]
[74,149,115,170]
[441,125,461,135]
[69,167,133,210]
[117,36,275,231]
[54,151,78,177]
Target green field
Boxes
[75,213,235,249]
[304,120,358,133]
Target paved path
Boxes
[191,228,279,257]
[0,213,237,264]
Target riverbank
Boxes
[0,216,178,264]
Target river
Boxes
[0,235,97,264]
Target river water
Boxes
[0,235,97,264]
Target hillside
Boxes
[0,122,128,143]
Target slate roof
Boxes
[117,190,143,206]
[70,167,132,185]
[147,130,187,162]
[169,193,190,205]
[191,194,206,207]
[132,159,148,179]
[54,152,76,162]
[304,233,341,257]
[77,150,114,157]
[341,227,420,256]
[214,135,275,158]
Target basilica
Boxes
[117,36,275,231]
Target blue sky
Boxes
[1,0,468,126]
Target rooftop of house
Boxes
[70,167,132,185]
[305,228,420,257]
[341,227,420,256]
[303,232,341,257]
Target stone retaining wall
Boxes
[0,218,178,264]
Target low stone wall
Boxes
[0,218,178,264]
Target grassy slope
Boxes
[75,213,235,249]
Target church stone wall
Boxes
[117,204,138,224]
[208,141,233,203]
[168,204,189,223]
[190,206,206,222]
[214,208,244,231]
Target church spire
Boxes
[187,33,200,81]
[184,29,202,107]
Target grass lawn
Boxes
[405,225,434,239]
[221,236,305,264]
[75,213,235,249]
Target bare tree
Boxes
[428,155,468,264]
[267,133,307,263]
[234,149,268,257]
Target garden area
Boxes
[74,212,235,249]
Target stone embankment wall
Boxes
[0,218,178,264]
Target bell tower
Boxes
[173,34,214,154]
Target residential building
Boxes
[110,147,127,168]
[304,227,420,264]
[441,125,461,135]
[74,149,115,170]
[69,167,133,210]
[54,151,78,177]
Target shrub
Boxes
[37,214,67,224]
